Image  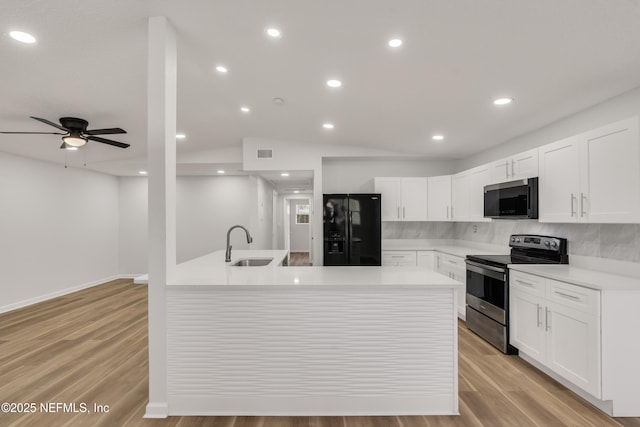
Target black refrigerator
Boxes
[323,193,382,266]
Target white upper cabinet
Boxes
[581,117,640,223]
[400,178,428,221]
[374,177,427,221]
[490,148,539,183]
[427,175,452,221]
[539,116,640,223]
[467,164,492,222]
[538,136,581,222]
[374,177,402,221]
[451,171,470,221]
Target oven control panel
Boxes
[509,234,566,252]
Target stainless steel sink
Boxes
[231,258,273,267]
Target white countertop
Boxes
[383,239,510,258]
[135,249,462,288]
[509,264,640,291]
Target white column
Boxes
[145,16,176,419]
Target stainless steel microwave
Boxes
[484,177,538,219]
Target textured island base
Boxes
[166,284,459,416]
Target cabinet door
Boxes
[546,301,601,398]
[490,157,510,183]
[512,148,539,180]
[400,178,428,221]
[416,251,434,270]
[467,164,492,221]
[427,175,452,221]
[538,136,581,223]
[580,116,640,223]
[437,253,466,316]
[451,171,470,221]
[374,178,401,221]
[510,285,546,363]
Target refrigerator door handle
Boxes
[347,210,353,264]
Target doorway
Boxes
[284,197,312,266]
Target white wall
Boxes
[176,176,253,263]
[118,174,273,273]
[0,152,119,312]
[322,158,455,193]
[118,177,148,275]
[249,176,276,251]
[289,199,310,252]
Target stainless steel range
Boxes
[465,234,568,354]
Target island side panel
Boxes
[166,285,458,416]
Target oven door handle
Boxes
[466,260,506,281]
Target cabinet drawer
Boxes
[510,270,545,297]
[546,279,600,315]
[383,251,417,267]
[437,253,465,270]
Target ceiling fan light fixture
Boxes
[62,134,87,147]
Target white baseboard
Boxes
[144,402,169,418]
[0,274,134,314]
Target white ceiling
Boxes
[2,0,640,178]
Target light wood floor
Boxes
[1,279,639,427]
[289,252,312,266]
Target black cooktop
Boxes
[466,254,561,268]
[466,234,569,268]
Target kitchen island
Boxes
[136,250,462,416]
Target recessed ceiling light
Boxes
[323,123,335,129]
[176,133,186,139]
[266,28,281,38]
[388,38,403,48]
[240,106,250,113]
[139,170,148,175]
[493,97,514,105]
[432,134,445,141]
[326,79,342,88]
[9,31,36,44]
[281,172,290,177]
[216,65,228,73]
[217,170,225,174]
[294,190,300,194]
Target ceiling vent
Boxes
[257,149,273,159]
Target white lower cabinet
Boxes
[510,271,601,398]
[435,252,466,317]
[382,251,417,267]
[416,250,434,269]
[383,250,434,269]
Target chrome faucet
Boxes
[225,225,253,262]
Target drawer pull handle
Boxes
[554,291,580,301]
[516,279,535,287]
[545,307,550,331]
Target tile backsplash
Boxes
[383,221,640,263]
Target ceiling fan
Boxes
[0,116,130,149]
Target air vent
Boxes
[257,149,273,158]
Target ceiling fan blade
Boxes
[85,127,127,135]
[0,131,66,135]
[87,135,130,148]
[30,116,68,132]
